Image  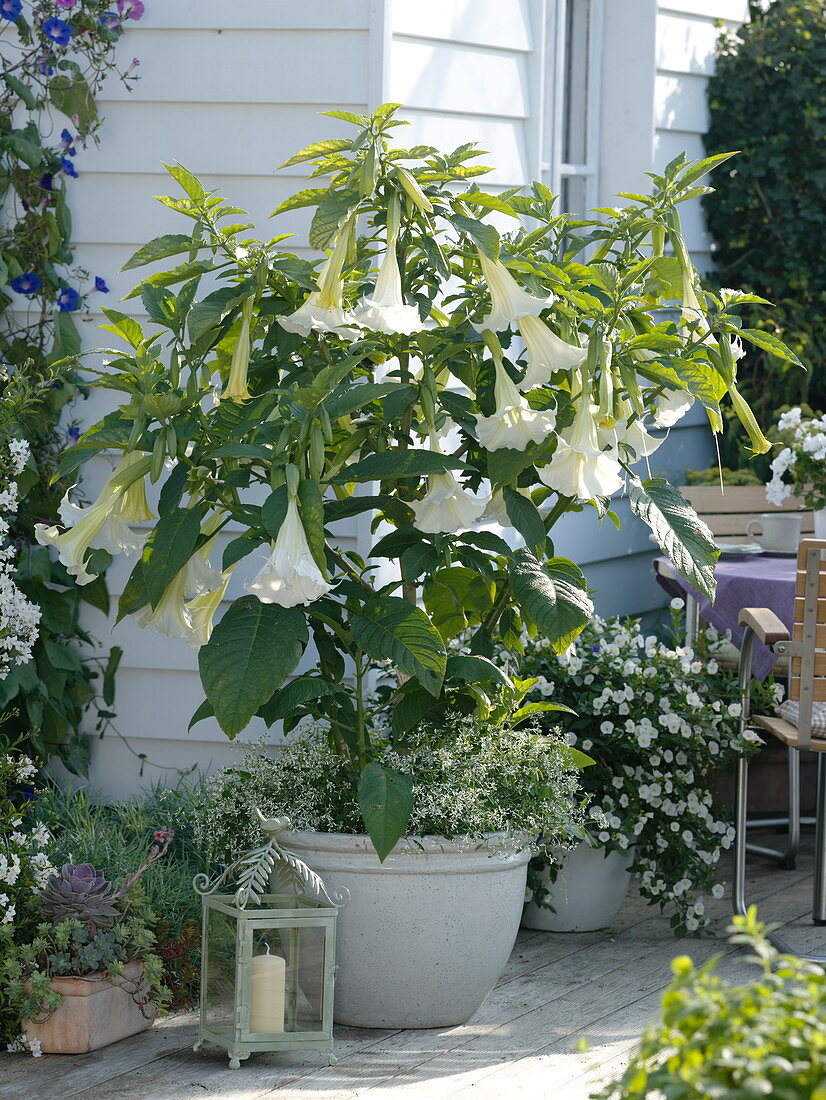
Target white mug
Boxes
[746,513,802,553]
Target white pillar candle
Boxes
[249,945,286,1033]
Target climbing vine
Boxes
[0,1,143,768]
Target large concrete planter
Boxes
[522,842,632,932]
[282,830,531,1028]
[25,960,155,1054]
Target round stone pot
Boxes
[282,830,531,1029]
[521,842,632,933]
[815,508,826,541]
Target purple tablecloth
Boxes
[654,554,796,680]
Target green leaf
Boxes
[628,478,718,602]
[508,550,593,653]
[504,488,545,554]
[188,697,214,730]
[738,328,804,368]
[324,494,414,527]
[121,234,196,272]
[331,449,466,483]
[142,508,202,607]
[423,566,495,640]
[157,462,189,516]
[451,212,500,259]
[187,286,240,343]
[99,308,144,349]
[165,163,206,202]
[3,132,42,168]
[141,284,178,327]
[323,382,417,422]
[280,138,353,169]
[351,595,446,696]
[271,187,329,217]
[677,151,737,188]
[390,682,439,736]
[43,640,82,673]
[257,675,345,726]
[49,74,97,132]
[309,189,359,250]
[357,761,414,862]
[198,596,308,738]
[445,654,511,688]
[52,312,80,359]
[117,559,150,622]
[102,647,122,707]
[261,485,289,540]
[3,73,36,110]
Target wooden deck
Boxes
[3,833,825,1100]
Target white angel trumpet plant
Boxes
[516,315,587,391]
[653,385,695,428]
[352,201,424,335]
[538,384,624,500]
[221,297,254,403]
[278,215,359,338]
[474,251,554,333]
[246,495,332,607]
[601,401,664,464]
[411,434,487,534]
[35,451,151,584]
[474,349,557,452]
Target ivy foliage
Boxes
[703,0,826,463]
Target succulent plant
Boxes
[39,863,120,928]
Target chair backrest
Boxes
[681,485,813,540]
[788,538,826,749]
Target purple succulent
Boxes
[39,863,120,927]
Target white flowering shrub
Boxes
[197,713,586,863]
[765,406,826,508]
[0,437,40,679]
[518,613,781,934]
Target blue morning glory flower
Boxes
[43,17,73,45]
[60,128,77,155]
[0,0,22,21]
[94,276,110,294]
[57,287,80,312]
[99,11,120,29]
[37,54,55,76]
[67,426,81,442]
[11,273,42,295]
[61,157,78,179]
[39,173,54,191]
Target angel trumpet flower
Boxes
[516,315,587,390]
[538,395,624,500]
[35,451,150,584]
[474,251,554,333]
[221,297,254,403]
[278,216,359,338]
[133,568,193,641]
[186,570,232,648]
[653,386,694,428]
[601,401,664,464]
[474,353,556,452]
[246,496,332,607]
[353,215,424,335]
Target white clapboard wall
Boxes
[58,0,745,795]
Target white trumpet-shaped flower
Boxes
[516,315,587,390]
[36,452,149,584]
[601,405,664,464]
[352,226,424,335]
[246,497,332,607]
[133,568,192,641]
[186,571,232,648]
[538,398,624,500]
[653,387,694,428]
[474,251,554,333]
[474,355,556,452]
[411,471,486,534]
[278,217,359,338]
[221,297,254,403]
[481,486,533,528]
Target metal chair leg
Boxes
[733,755,749,919]
[745,746,800,869]
[813,754,826,926]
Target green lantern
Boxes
[193,810,348,1070]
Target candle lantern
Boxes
[193,809,349,1070]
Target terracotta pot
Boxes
[25,960,155,1054]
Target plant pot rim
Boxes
[283,827,533,853]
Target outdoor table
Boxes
[654,553,796,681]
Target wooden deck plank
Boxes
[0,844,822,1100]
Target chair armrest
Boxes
[738,607,789,646]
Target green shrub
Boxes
[594,907,826,1099]
[703,0,826,466]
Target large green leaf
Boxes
[187,287,240,344]
[258,675,345,726]
[357,761,414,862]
[142,508,202,608]
[121,234,196,272]
[351,595,446,696]
[423,567,495,640]
[280,138,353,169]
[309,189,359,250]
[628,478,718,601]
[504,487,545,554]
[508,550,593,653]
[323,382,416,422]
[331,449,465,483]
[445,654,511,688]
[49,73,97,131]
[738,328,804,369]
[198,597,308,738]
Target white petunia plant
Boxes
[517,612,781,934]
[0,437,40,679]
[765,406,826,509]
[39,107,792,858]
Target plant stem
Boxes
[354,652,367,770]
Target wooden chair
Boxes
[734,538,826,961]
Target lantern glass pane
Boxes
[204,905,238,1037]
[251,925,326,1034]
